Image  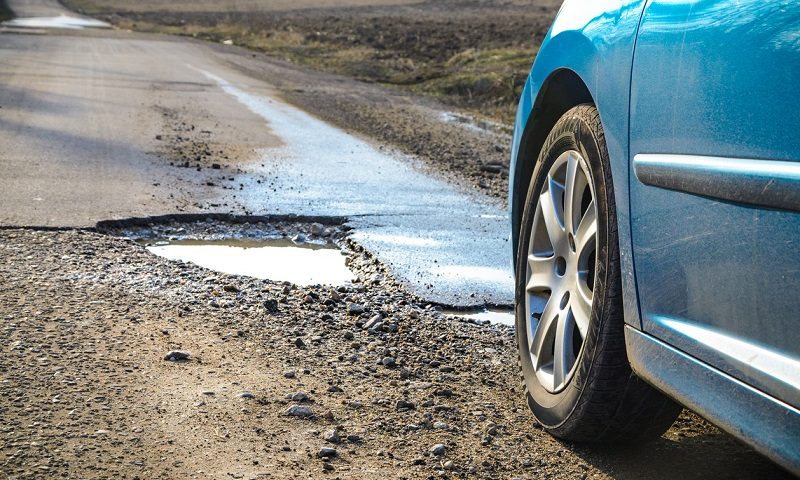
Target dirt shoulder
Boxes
[0,228,790,479]
[62,0,560,126]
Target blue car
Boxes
[509,0,800,473]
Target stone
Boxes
[264,299,279,312]
[285,405,314,418]
[395,399,415,412]
[364,314,383,330]
[322,429,340,444]
[381,356,396,367]
[164,350,190,361]
[289,391,309,402]
[430,444,446,456]
[310,223,325,235]
[318,447,338,458]
[348,303,365,315]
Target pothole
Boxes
[442,308,515,327]
[99,216,356,287]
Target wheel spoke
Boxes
[563,154,580,235]
[576,200,597,255]
[526,254,557,292]
[529,295,559,367]
[539,181,564,248]
[571,289,591,338]
[553,312,576,389]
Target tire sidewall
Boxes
[515,106,613,429]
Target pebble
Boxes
[164,350,190,361]
[364,314,383,330]
[289,391,309,402]
[238,391,255,399]
[396,399,415,411]
[294,338,306,349]
[381,356,396,367]
[430,444,446,456]
[310,223,324,235]
[433,421,449,430]
[284,370,296,379]
[322,429,340,444]
[348,303,365,315]
[285,405,314,418]
[318,447,338,458]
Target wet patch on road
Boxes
[1,14,109,30]
[143,239,354,287]
[441,308,516,327]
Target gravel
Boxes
[0,228,788,479]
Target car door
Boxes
[628,0,800,408]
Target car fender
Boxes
[510,0,647,328]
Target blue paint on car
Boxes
[510,0,800,473]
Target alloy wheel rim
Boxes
[525,150,598,393]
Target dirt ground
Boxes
[62,0,561,125]
[0,225,792,479]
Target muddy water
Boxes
[143,239,354,286]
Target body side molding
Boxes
[633,154,800,212]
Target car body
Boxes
[509,0,800,473]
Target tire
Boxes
[515,104,680,442]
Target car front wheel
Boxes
[515,104,680,442]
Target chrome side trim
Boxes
[625,326,800,475]
[633,154,800,212]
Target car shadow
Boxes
[569,412,794,479]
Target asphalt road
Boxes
[0,0,513,307]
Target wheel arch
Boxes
[511,68,594,267]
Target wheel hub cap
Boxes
[525,150,598,393]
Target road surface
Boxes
[0,0,513,307]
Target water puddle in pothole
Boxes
[443,308,516,327]
[141,238,354,286]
